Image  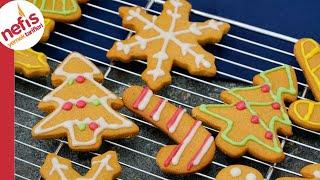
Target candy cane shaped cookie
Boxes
[122,86,215,174]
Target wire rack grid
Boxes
[14,0,319,180]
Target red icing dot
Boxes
[251,115,260,124]
[235,101,246,110]
[89,122,99,131]
[62,102,73,110]
[265,131,273,140]
[76,100,86,108]
[261,84,270,93]
[75,75,85,83]
[272,102,281,110]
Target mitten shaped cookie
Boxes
[193,65,298,163]
[122,86,215,174]
[107,0,230,91]
[32,52,139,151]
[40,151,121,180]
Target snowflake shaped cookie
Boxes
[107,0,230,91]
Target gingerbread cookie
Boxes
[40,151,121,180]
[29,0,88,42]
[107,0,230,91]
[288,100,320,131]
[193,65,298,163]
[40,18,55,43]
[277,163,320,180]
[294,38,320,101]
[32,52,139,151]
[216,165,264,180]
[14,48,50,78]
[122,86,215,174]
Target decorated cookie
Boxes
[294,38,320,101]
[216,165,264,180]
[107,0,230,91]
[14,48,50,78]
[122,86,215,174]
[193,65,298,163]
[29,0,88,42]
[288,100,320,131]
[32,52,139,151]
[40,151,121,180]
[40,18,55,43]
[277,163,320,180]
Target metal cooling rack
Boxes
[14,0,320,179]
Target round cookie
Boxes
[216,165,264,180]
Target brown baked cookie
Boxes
[277,163,320,180]
[40,18,55,43]
[216,165,264,180]
[294,38,320,101]
[193,65,298,163]
[32,52,139,151]
[40,151,121,180]
[14,48,50,78]
[288,100,320,131]
[107,0,230,91]
[122,86,215,174]
[29,0,88,42]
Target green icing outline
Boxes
[33,0,78,16]
[199,65,296,153]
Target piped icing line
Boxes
[150,98,167,121]
[164,121,202,166]
[33,0,79,16]
[133,87,153,110]
[187,134,214,170]
[50,157,68,180]
[166,107,186,133]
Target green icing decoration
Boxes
[78,123,86,131]
[199,65,296,153]
[91,99,101,106]
[33,0,79,16]
[68,79,74,85]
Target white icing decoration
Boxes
[168,109,186,133]
[245,173,256,180]
[50,158,68,180]
[314,170,320,179]
[193,136,214,165]
[152,99,167,121]
[76,154,113,180]
[230,167,241,177]
[171,121,201,165]
[117,0,227,81]
[137,89,153,110]
[34,53,133,146]
[135,36,147,50]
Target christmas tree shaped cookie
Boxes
[277,163,320,180]
[40,151,121,180]
[288,38,320,132]
[29,0,89,42]
[32,52,139,151]
[193,65,298,163]
[107,0,230,91]
[14,48,50,78]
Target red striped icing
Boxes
[150,98,164,118]
[187,134,212,170]
[164,120,197,167]
[166,107,183,131]
[133,87,149,109]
